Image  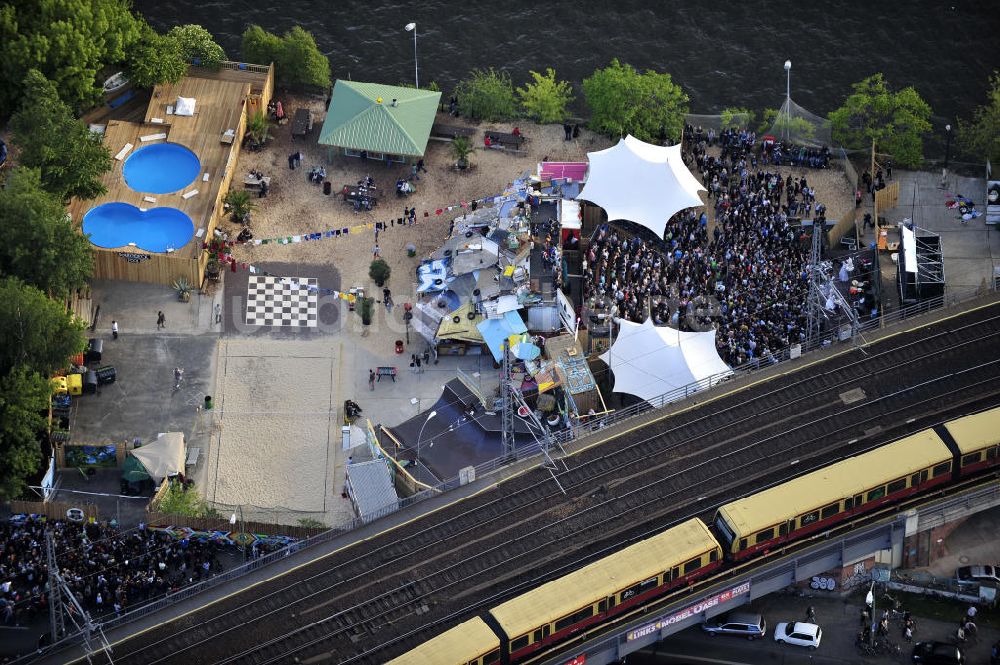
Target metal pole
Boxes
[783,60,792,142]
[944,124,952,169]
[416,411,436,472]
[413,27,419,89]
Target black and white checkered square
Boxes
[246,275,319,327]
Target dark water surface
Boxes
[136,0,998,133]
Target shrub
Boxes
[168,24,227,69]
[241,25,330,90]
[516,68,574,124]
[369,259,391,285]
[455,68,517,122]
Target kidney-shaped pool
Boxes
[83,203,195,253]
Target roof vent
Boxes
[391,98,398,107]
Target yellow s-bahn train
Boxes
[388,407,1000,664]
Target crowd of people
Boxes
[583,127,832,368]
[0,516,283,631]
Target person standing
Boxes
[173,367,183,389]
[409,207,416,225]
[417,158,427,174]
[372,243,380,259]
[156,311,165,329]
[411,163,420,181]
[415,356,422,373]
[368,369,376,391]
[214,303,222,324]
[112,320,119,339]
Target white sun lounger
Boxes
[143,196,157,203]
[195,228,205,238]
[202,172,210,182]
[150,117,164,124]
[139,133,167,142]
[182,189,199,199]
[114,143,134,161]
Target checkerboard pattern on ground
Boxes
[246,275,319,327]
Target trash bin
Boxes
[323,180,331,195]
[83,370,98,394]
[85,338,103,363]
[95,366,116,385]
[204,395,213,410]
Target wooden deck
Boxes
[68,63,274,285]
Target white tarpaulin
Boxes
[175,96,196,116]
[131,432,185,483]
[599,318,731,403]
[577,136,705,238]
[901,225,917,274]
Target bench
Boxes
[485,131,525,149]
[431,123,475,140]
[244,175,271,190]
[376,366,397,382]
[292,108,313,138]
[186,447,201,467]
[107,89,135,110]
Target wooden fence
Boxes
[827,206,859,248]
[9,499,98,522]
[876,180,900,212]
[92,248,201,287]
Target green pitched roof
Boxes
[318,81,442,157]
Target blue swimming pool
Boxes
[123,142,201,194]
[83,203,195,252]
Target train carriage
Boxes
[487,519,722,662]
[384,616,500,665]
[714,428,953,559]
[941,406,1000,475]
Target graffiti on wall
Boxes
[146,524,299,549]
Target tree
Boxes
[241,25,283,67]
[125,23,188,89]
[10,70,112,201]
[516,68,574,124]
[455,68,517,122]
[583,59,688,143]
[829,73,933,168]
[0,366,50,500]
[167,24,226,69]
[246,110,272,146]
[957,70,1000,164]
[758,108,816,141]
[279,26,331,90]
[0,277,86,376]
[241,25,330,90]
[0,0,142,118]
[720,107,755,130]
[452,136,474,169]
[0,168,93,298]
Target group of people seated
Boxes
[308,165,327,183]
[342,174,377,212]
[395,178,415,196]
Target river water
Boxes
[136,0,998,147]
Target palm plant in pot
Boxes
[358,296,375,326]
[246,110,272,147]
[224,190,256,224]
[452,136,473,170]
[369,259,391,287]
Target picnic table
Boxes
[485,130,526,149]
[244,174,271,190]
[376,366,397,382]
[291,108,313,138]
[431,123,475,140]
[341,184,379,204]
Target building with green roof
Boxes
[319,80,441,163]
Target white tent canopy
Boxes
[599,318,731,403]
[577,135,704,238]
[131,432,185,483]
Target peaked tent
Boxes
[599,318,731,403]
[577,135,705,238]
[319,81,442,159]
[128,432,185,484]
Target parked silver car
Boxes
[701,612,767,640]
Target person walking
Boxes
[368,369,376,391]
[411,163,420,181]
[111,320,119,339]
[805,606,816,622]
[409,207,416,225]
[415,356,422,373]
[372,243,380,259]
[417,158,427,174]
[214,303,222,324]
[904,624,913,642]
[156,311,165,330]
[173,367,183,390]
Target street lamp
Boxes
[783,60,792,141]
[944,123,953,169]
[404,22,418,89]
[415,410,436,471]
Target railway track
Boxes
[95,303,1000,665]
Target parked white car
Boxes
[773,621,822,649]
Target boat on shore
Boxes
[103,72,129,95]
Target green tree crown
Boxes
[0,0,142,118]
[0,277,86,377]
[11,70,112,201]
[125,22,188,89]
[516,68,574,124]
[957,70,1000,164]
[241,25,330,90]
[0,365,51,500]
[583,59,689,144]
[168,24,227,69]
[455,68,517,122]
[829,73,933,168]
[0,168,94,298]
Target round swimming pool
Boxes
[123,142,201,194]
[83,203,195,252]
